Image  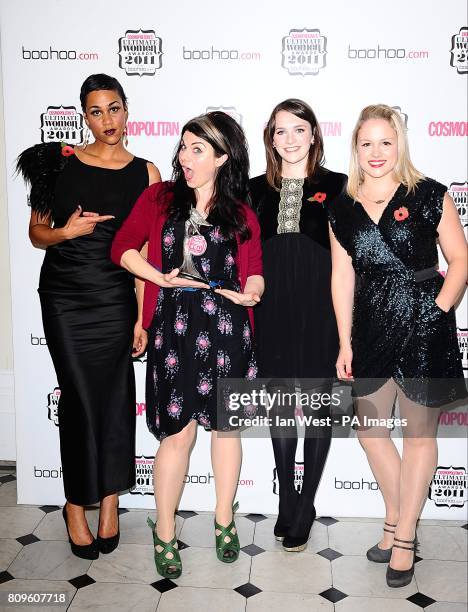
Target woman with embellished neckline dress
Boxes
[249,99,346,552]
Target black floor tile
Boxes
[151,578,178,593]
[407,592,437,608]
[69,574,96,589]
[0,474,16,484]
[39,505,60,514]
[118,507,130,516]
[0,571,14,585]
[16,534,40,546]
[316,516,339,527]
[241,543,265,557]
[244,513,268,523]
[234,582,262,598]
[176,510,198,519]
[319,587,348,603]
[317,547,343,561]
[177,539,189,550]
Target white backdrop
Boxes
[1,0,466,519]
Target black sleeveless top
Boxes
[39,154,149,293]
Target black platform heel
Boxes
[386,536,418,588]
[366,521,396,563]
[97,503,120,554]
[282,506,316,552]
[62,505,99,560]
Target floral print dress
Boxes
[146,217,257,440]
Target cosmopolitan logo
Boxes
[428,121,468,137]
[273,462,304,494]
[47,387,60,426]
[448,182,468,227]
[22,46,98,61]
[118,29,162,76]
[429,465,467,508]
[31,334,47,346]
[282,28,327,75]
[450,27,468,74]
[127,121,180,137]
[347,44,429,60]
[320,121,341,136]
[458,328,468,370]
[136,402,146,416]
[335,477,379,491]
[439,411,468,426]
[40,106,83,144]
[182,46,260,61]
[34,466,62,479]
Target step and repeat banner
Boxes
[1,0,467,518]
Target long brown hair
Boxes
[264,98,324,190]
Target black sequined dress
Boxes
[328,178,466,407]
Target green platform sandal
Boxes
[214,501,240,563]
[147,517,182,579]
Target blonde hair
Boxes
[347,104,424,200]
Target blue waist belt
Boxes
[181,279,234,292]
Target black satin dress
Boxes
[328,178,467,407]
[38,153,149,504]
[249,170,347,383]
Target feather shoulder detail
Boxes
[16,142,73,218]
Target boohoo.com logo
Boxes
[118,29,162,76]
[40,106,83,144]
[450,27,468,74]
[282,29,327,75]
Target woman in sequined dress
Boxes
[249,99,346,552]
[328,104,467,587]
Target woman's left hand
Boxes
[133,321,148,357]
[214,288,261,306]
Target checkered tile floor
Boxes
[0,465,466,611]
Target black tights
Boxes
[269,382,332,537]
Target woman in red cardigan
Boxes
[112,112,263,579]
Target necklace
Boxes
[359,184,399,205]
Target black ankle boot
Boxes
[282,506,316,552]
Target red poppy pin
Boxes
[60,143,75,157]
[308,192,327,204]
[394,206,409,221]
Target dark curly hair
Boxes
[166,111,251,242]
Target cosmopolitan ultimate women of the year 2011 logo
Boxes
[40,106,83,144]
[429,466,467,508]
[118,29,163,76]
[281,28,327,76]
[450,27,468,74]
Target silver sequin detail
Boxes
[277,178,304,233]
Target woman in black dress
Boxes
[249,99,346,552]
[18,74,160,559]
[328,104,467,587]
[112,112,263,578]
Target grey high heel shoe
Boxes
[366,521,396,563]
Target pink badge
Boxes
[187,235,207,255]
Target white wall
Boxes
[0,46,15,461]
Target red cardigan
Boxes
[111,181,263,330]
